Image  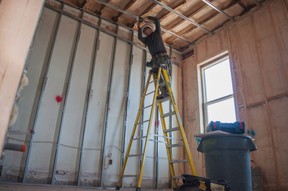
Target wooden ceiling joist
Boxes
[149,0,212,34]
[62,0,266,51]
[112,0,137,22]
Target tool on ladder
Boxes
[116,66,197,191]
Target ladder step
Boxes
[148,80,157,85]
[153,135,179,141]
[167,143,184,148]
[163,127,179,133]
[116,70,197,186]
[148,139,165,143]
[137,119,149,125]
[162,111,175,118]
[129,154,142,157]
[159,81,166,86]
[151,134,177,140]
[146,90,155,96]
[143,104,152,109]
[170,160,188,163]
[132,136,147,140]
[157,96,170,103]
[8,129,33,135]
[123,175,138,178]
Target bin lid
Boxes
[197,134,257,153]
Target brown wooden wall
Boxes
[183,0,288,190]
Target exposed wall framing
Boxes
[1,1,184,189]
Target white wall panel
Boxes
[24,15,78,183]
[80,32,115,186]
[142,54,156,186]
[102,39,131,186]
[171,64,181,174]
[54,24,97,184]
[1,5,182,187]
[122,46,144,187]
[157,64,179,187]
[1,8,58,181]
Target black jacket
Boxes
[138,16,166,56]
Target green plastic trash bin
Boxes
[197,134,256,191]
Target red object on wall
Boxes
[55,95,63,103]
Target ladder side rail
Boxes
[161,69,197,176]
[158,102,177,189]
[136,68,162,189]
[152,70,176,189]
[117,72,153,188]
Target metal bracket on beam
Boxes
[149,0,212,34]
[202,0,234,21]
[93,0,193,44]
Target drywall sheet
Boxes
[53,24,97,184]
[2,8,58,181]
[79,32,115,186]
[1,3,184,188]
[172,64,181,174]
[102,39,131,186]
[24,15,78,183]
[122,46,144,187]
[141,54,156,187]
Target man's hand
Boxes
[146,61,152,68]
[137,17,143,28]
[138,16,144,22]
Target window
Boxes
[199,55,236,132]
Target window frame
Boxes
[197,52,237,133]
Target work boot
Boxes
[150,67,159,74]
[157,87,169,100]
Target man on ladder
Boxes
[138,16,172,100]
[116,16,197,191]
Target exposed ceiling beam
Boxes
[78,0,87,8]
[164,1,207,30]
[93,0,193,45]
[157,0,186,21]
[166,0,240,43]
[131,0,173,29]
[139,0,162,17]
[148,0,212,34]
[98,0,111,14]
[128,0,186,30]
[165,0,246,31]
[112,0,137,22]
[202,0,234,21]
[253,0,261,6]
[161,28,191,45]
[236,1,250,12]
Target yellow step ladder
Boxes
[116,67,197,191]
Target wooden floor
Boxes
[0,183,173,191]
